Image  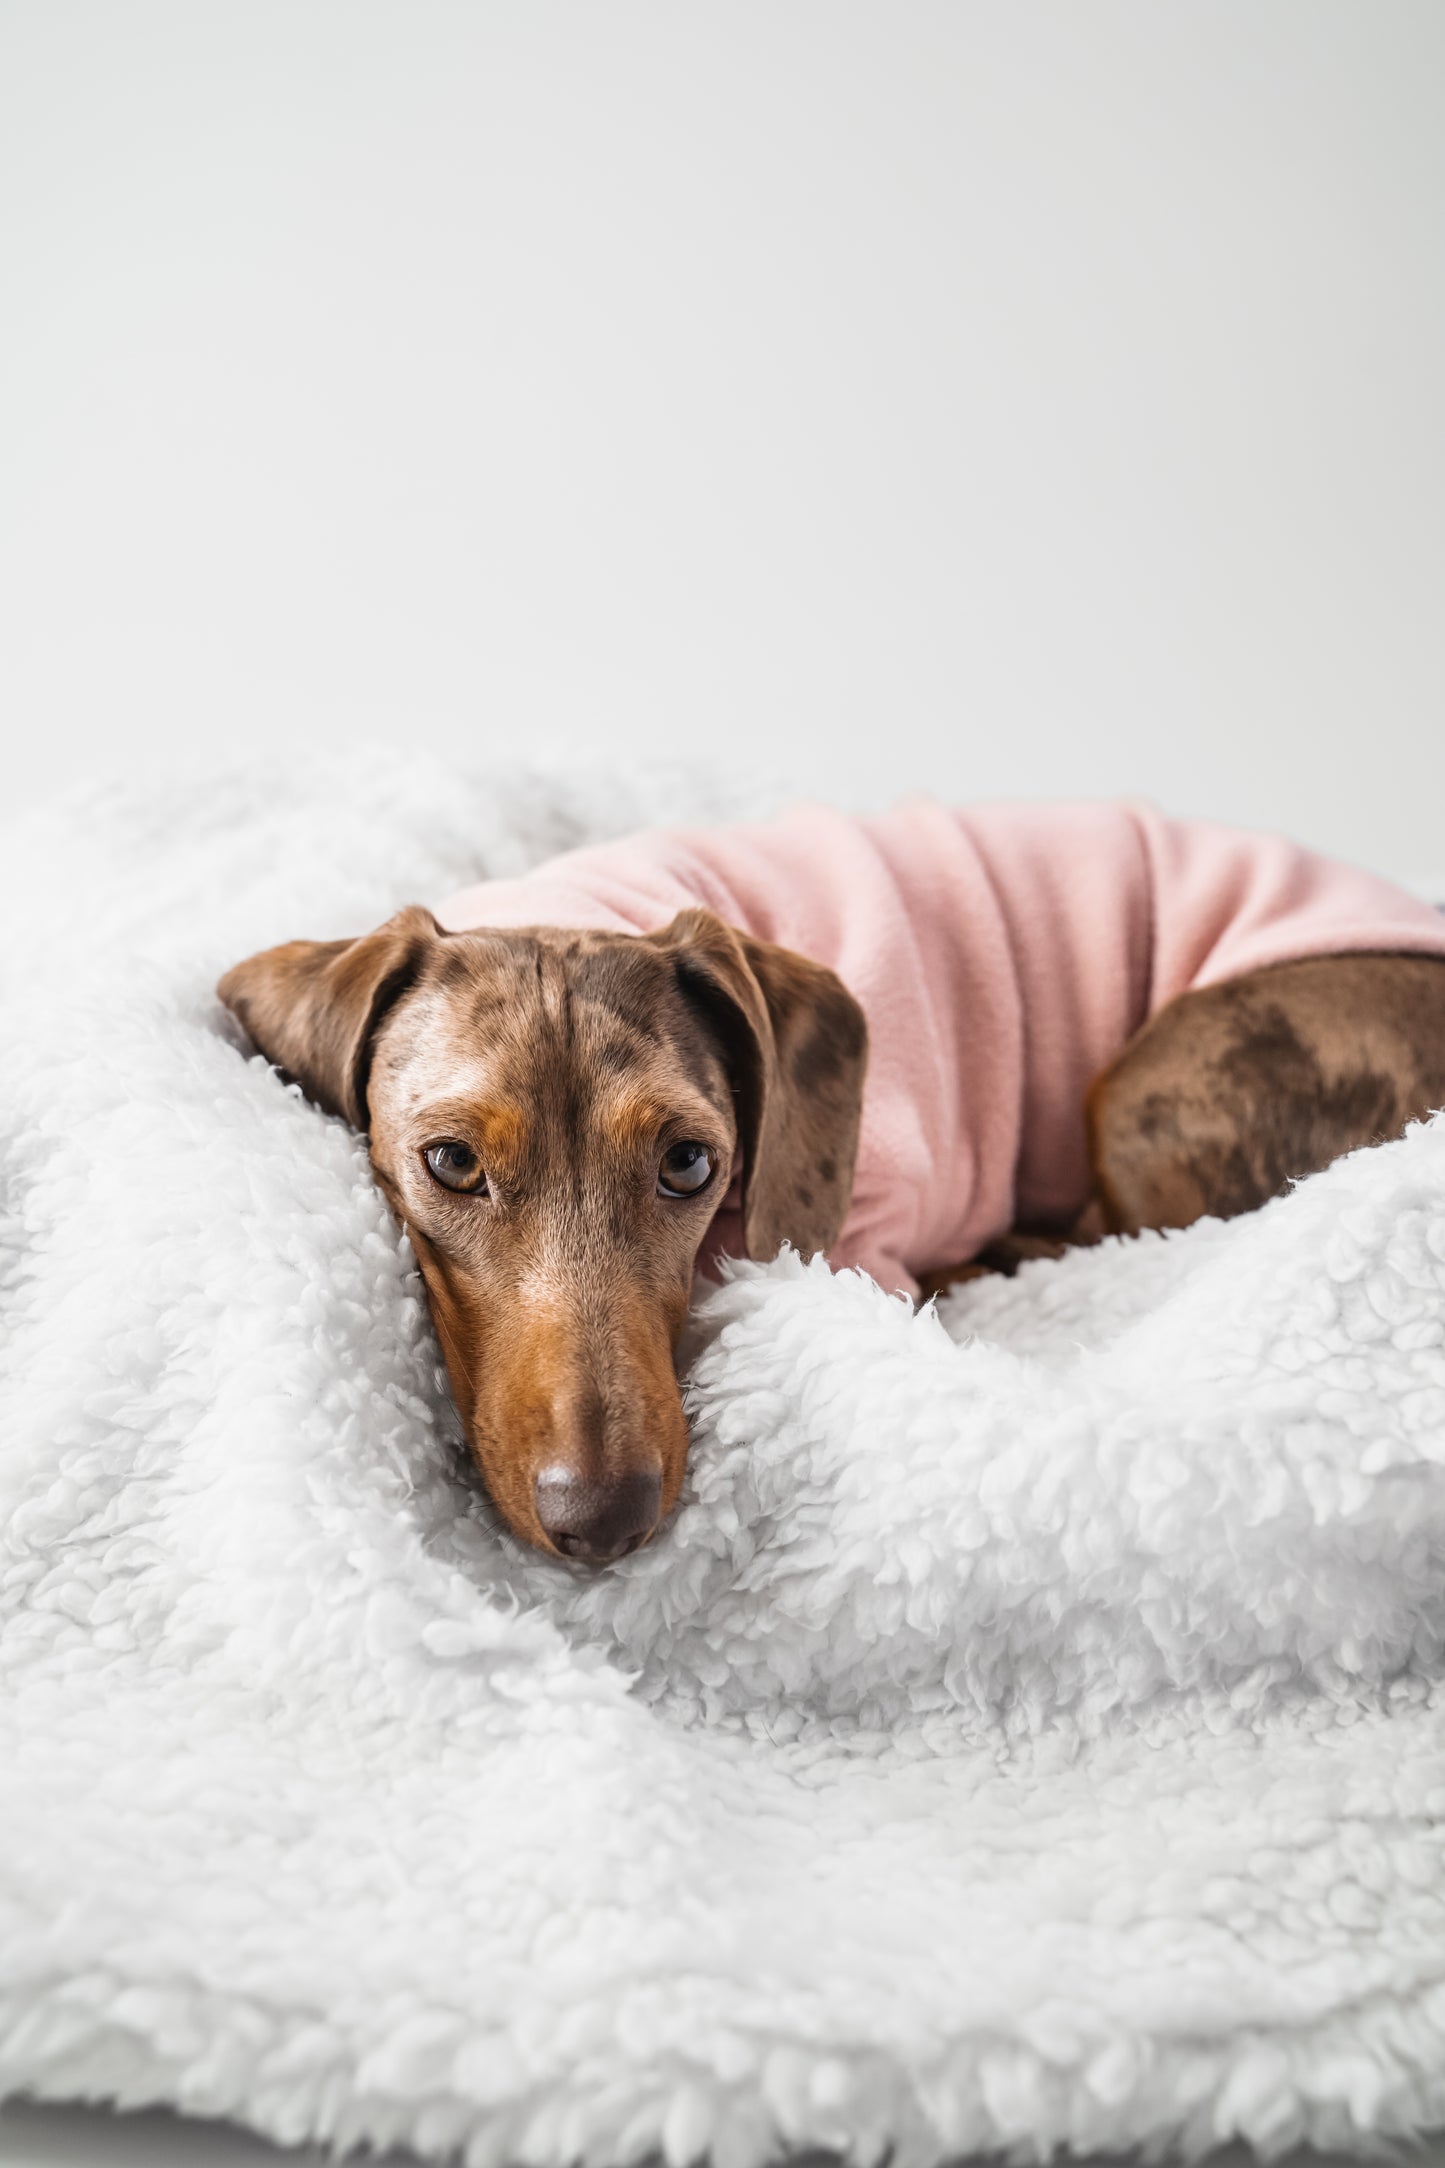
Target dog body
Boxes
[221,798,1445,1561]
[434,799,1445,1295]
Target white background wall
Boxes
[3,2,1442,882]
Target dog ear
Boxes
[217,904,439,1130]
[653,908,868,1263]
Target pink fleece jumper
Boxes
[436,800,1445,1296]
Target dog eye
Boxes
[658,1141,715,1198]
[423,1141,488,1194]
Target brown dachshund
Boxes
[220,908,866,1563]
[220,892,1445,1565]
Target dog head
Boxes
[218,906,867,1563]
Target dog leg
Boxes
[922,954,1445,1299]
[916,1260,993,1301]
[917,1231,1074,1301]
[1083,952,1445,1236]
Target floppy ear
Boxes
[652,908,868,1262]
[216,904,439,1130]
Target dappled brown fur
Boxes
[1083,952,1445,1235]
[919,953,1445,1300]
[219,909,867,1560]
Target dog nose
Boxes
[534,1466,661,1564]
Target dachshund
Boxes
[219,798,1445,1565]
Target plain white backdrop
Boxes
[2,2,1442,882]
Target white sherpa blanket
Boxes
[5,755,1445,2168]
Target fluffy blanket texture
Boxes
[5,755,1445,2168]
